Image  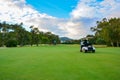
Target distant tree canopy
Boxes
[91,18,120,47]
[0,21,60,47]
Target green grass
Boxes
[0,45,120,80]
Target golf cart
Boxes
[80,39,95,53]
[81,44,95,53]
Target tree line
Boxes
[0,17,120,47]
[91,17,120,47]
[0,21,60,47]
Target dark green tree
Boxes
[91,18,120,47]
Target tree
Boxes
[0,21,10,46]
[33,28,40,46]
[12,23,27,46]
[91,18,120,47]
[0,21,60,47]
[30,26,40,46]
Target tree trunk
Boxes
[117,41,119,47]
[36,43,38,46]
[111,42,114,47]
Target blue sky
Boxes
[0,0,120,39]
[26,0,78,18]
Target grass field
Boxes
[0,45,120,80]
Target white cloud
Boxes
[69,0,120,38]
[58,19,90,39]
[99,0,120,18]
[71,2,96,19]
[0,0,120,39]
[0,0,56,31]
[71,0,120,19]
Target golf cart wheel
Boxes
[92,50,95,53]
[84,50,87,53]
[80,50,82,52]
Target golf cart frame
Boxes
[80,42,95,53]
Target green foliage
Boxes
[91,18,120,47]
[0,45,120,80]
[5,39,17,47]
[0,33,3,47]
[95,38,106,45]
[0,21,60,47]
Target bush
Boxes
[5,40,17,47]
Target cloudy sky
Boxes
[0,0,120,39]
